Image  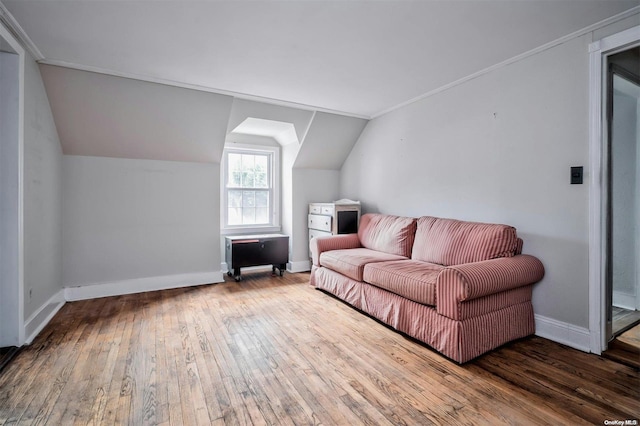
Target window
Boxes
[222,145,279,231]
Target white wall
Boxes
[63,156,222,290]
[281,143,298,267]
[341,34,593,329]
[290,168,341,268]
[23,52,64,322]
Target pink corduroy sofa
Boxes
[309,213,545,363]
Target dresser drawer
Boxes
[309,204,322,214]
[309,228,331,242]
[321,206,334,215]
[308,214,332,232]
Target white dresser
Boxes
[308,200,361,248]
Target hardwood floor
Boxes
[613,306,640,337]
[605,307,640,369]
[1,271,638,425]
[618,323,640,348]
[0,347,19,373]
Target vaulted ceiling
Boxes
[4,0,638,118]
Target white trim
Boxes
[588,25,640,355]
[300,110,317,145]
[220,226,282,236]
[17,32,24,346]
[287,260,311,273]
[535,314,591,353]
[596,24,640,52]
[63,271,224,302]
[0,3,44,61]
[24,290,65,344]
[0,19,26,347]
[373,6,640,119]
[38,59,369,120]
[17,33,24,346]
[612,291,637,311]
[588,37,606,355]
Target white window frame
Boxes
[221,143,280,234]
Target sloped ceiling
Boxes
[40,65,233,163]
[4,0,638,118]
[5,1,640,167]
[294,112,368,170]
[226,98,315,143]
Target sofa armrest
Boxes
[310,234,362,266]
[436,255,544,319]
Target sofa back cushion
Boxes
[411,216,518,266]
[358,214,417,257]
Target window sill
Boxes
[221,225,282,236]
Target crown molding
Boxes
[372,5,640,119]
[0,2,44,60]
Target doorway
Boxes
[0,30,23,357]
[589,26,640,358]
[604,49,640,366]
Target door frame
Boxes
[0,21,25,347]
[588,25,640,354]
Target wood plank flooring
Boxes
[618,323,640,348]
[1,271,638,425]
[0,347,19,374]
[613,306,640,336]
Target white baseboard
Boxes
[64,271,224,301]
[613,291,637,311]
[534,314,591,353]
[24,290,65,344]
[287,260,311,273]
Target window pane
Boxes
[242,191,255,207]
[242,171,255,188]
[228,207,242,225]
[255,172,267,188]
[255,155,267,172]
[241,154,255,171]
[228,153,242,187]
[255,191,268,207]
[228,190,242,207]
[255,155,268,188]
[241,154,252,188]
[255,208,268,224]
[242,207,255,224]
[229,153,242,172]
[230,171,242,187]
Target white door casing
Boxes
[588,25,640,354]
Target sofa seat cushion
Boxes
[320,248,408,282]
[412,216,518,266]
[363,260,443,306]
